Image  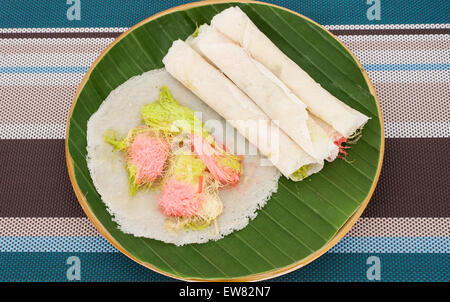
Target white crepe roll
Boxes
[308,114,340,161]
[188,25,338,162]
[188,25,319,159]
[253,59,340,162]
[163,40,323,180]
[251,58,340,162]
[211,6,369,138]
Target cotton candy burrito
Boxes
[211,6,369,139]
[187,25,338,162]
[163,40,323,181]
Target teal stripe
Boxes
[1,236,448,253]
[0,0,448,28]
[0,252,448,281]
[1,64,446,74]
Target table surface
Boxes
[0,0,448,282]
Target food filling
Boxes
[104,127,170,196]
[104,86,242,231]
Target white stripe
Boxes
[1,50,447,66]
[0,60,446,86]
[0,217,446,237]
[346,217,450,237]
[1,24,449,33]
[367,70,450,83]
[0,73,84,85]
[0,124,66,139]
[353,50,450,65]
[338,34,450,43]
[0,37,115,47]
[1,122,448,139]
[384,122,450,138]
[0,53,99,67]
[1,35,447,46]
[0,218,99,236]
[0,27,128,33]
[325,23,450,30]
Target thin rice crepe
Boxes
[188,25,338,161]
[86,69,281,246]
[163,40,324,180]
[211,6,369,138]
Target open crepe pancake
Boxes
[86,69,281,246]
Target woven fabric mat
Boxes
[0,0,449,282]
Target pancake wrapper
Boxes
[163,40,324,181]
[188,25,340,162]
[211,6,368,154]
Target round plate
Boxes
[66,0,384,281]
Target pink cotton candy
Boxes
[158,179,201,217]
[334,136,351,160]
[191,133,240,185]
[127,133,169,184]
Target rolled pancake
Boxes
[162,40,324,180]
[211,6,369,138]
[86,69,281,246]
[188,25,316,159]
[188,25,338,161]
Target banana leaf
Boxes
[66,1,383,281]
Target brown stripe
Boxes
[0,32,123,39]
[1,28,449,40]
[363,137,450,218]
[344,40,450,51]
[0,139,84,217]
[330,28,450,36]
[0,86,78,124]
[374,83,450,122]
[0,138,448,217]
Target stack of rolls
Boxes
[163,6,369,181]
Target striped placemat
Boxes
[0,0,449,282]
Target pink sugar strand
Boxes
[158,179,201,217]
[190,133,240,185]
[127,133,169,184]
[334,136,351,159]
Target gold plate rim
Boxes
[65,0,385,282]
